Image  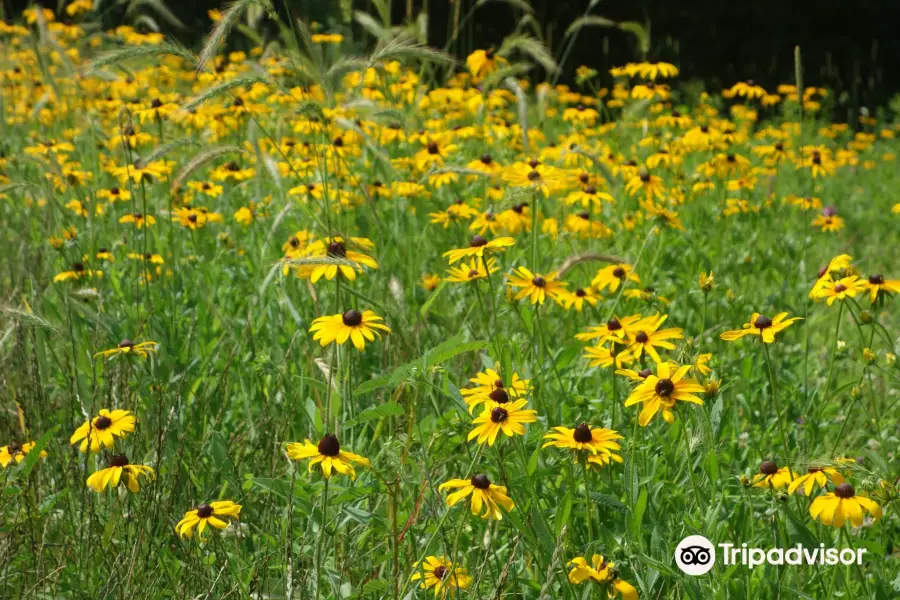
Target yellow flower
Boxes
[812,276,866,305]
[175,500,242,539]
[411,556,472,598]
[583,345,635,369]
[70,409,136,453]
[444,258,499,283]
[699,271,715,292]
[0,441,47,468]
[442,235,515,265]
[788,465,847,496]
[810,483,882,527]
[506,267,567,305]
[567,555,638,600]
[751,460,796,489]
[291,236,379,282]
[468,399,537,446]
[465,49,506,79]
[560,286,600,311]
[625,314,684,364]
[439,474,515,520]
[576,314,643,345]
[119,212,156,228]
[94,339,158,359]
[542,424,623,465]
[720,312,802,343]
[592,263,639,293]
[460,368,530,415]
[623,362,704,426]
[862,273,900,303]
[86,455,154,492]
[420,273,441,291]
[309,309,390,351]
[285,434,371,478]
[53,263,103,283]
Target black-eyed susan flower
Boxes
[810,483,882,527]
[623,362,703,426]
[862,273,900,303]
[70,409,135,452]
[788,464,849,496]
[442,235,515,265]
[53,262,103,283]
[560,286,599,311]
[506,267,567,305]
[465,48,505,79]
[285,434,370,478]
[625,314,683,363]
[502,160,566,196]
[86,455,154,492]
[118,212,156,228]
[583,345,635,369]
[309,309,390,351]
[751,460,796,489]
[0,441,47,468]
[567,554,638,600]
[624,168,665,201]
[592,264,639,293]
[460,368,530,414]
[468,399,537,446]
[542,424,623,466]
[444,257,498,283]
[411,556,472,598]
[720,312,802,344]
[175,500,242,539]
[812,275,867,305]
[94,339,158,359]
[698,271,714,292]
[439,473,514,520]
[576,315,643,345]
[294,236,379,282]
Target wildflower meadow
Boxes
[1,2,898,599]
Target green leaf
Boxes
[354,336,488,395]
[631,487,648,535]
[343,402,405,428]
[784,509,819,548]
[564,15,617,38]
[17,426,58,480]
[554,491,573,536]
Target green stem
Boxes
[762,343,791,459]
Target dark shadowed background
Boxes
[4,0,897,117]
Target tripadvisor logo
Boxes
[675,535,868,576]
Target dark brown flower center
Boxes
[834,483,855,498]
[7,441,22,454]
[470,235,488,247]
[868,274,884,285]
[196,503,213,518]
[807,467,822,473]
[634,331,649,344]
[480,154,492,164]
[471,474,491,489]
[467,269,479,278]
[188,214,198,223]
[512,202,527,214]
[327,241,347,257]
[640,172,651,183]
[655,378,675,397]
[607,318,622,331]
[489,388,509,404]
[342,310,363,327]
[109,455,129,468]
[532,276,546,288]
[118,339,134,348]
[485,49,495,59]
[73,263,85,272]
[427,142,439,155]
[527,170,540,181]
[585,185,597,195]
[110,186,120,195]
[94,415,113,430]
[490,407,508,423]
[151,98,162,108]
[754,315,773,329]
[433,565,448,580]
[833,284,847,293]
[317,433,341,456]
[573,423,593,443]
[612,267,626,278]
[578,211,590,220]
[759,460,778,475]
[638,368,652,379]
[575,289,586,297]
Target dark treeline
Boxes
[5,0,898,117]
